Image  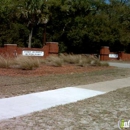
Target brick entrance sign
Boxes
[0,42,59,58]
[100,46,110,61]
[100,46,130,61]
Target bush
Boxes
[0,54,109,70]
[0,55,14,68]
[59,54,109,67]
[15,56,40,70]
[100,62,109,66]
[45,56,63,67]
[59,54,81,64]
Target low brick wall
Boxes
[0,42,59,58]
[118,52,130,61]
[100,46,130,61]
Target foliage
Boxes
[0,0,130,53]
[15,55,40,70]
[45,56,64,67]
[59,54,108,67]
[16,0,49,48]
[0,56,11,68]
[0,54,108,69]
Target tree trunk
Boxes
[28,28,33,48]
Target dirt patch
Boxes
[0,64,111,77]
[1,65,130,98]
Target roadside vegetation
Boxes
[45,54,109,67]
[0,54,109,70]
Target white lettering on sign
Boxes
[22,50,44,56]
[109,54,118,58]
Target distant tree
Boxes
[16,0,49,48]
[0,0,27,46]
[1,0,130,53]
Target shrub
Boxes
[60,54,81,64]
[39,59,46,64]
[0,54,109,69]
[45,56,63,67]
[59,54,109,67]
[16,56,40,70]
[100,62,109,66]
[0,55,14,68]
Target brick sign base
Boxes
[100,46,130,61]
[0,42,59,58]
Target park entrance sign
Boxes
[109,54,118,58]
[22,50,44,56]
[100,46,130,61]
[0,42,58,58]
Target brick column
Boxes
[4,44,17,57]
[46,42,59,56]
[100,46,110,61]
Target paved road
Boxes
[108,62,130,68]
[77,77,130,92]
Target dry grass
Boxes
[59,54,109,67]
[45,56,64,67]
[59,54,80,64]
[15,56,40,70]
[100,62,109,66]
[0,56,15,68]
[42,54,109,67]
[0,55,40,70]
[0,56,9,68]
[0,54,108,69]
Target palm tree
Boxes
[17,0,48,48]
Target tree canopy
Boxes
[0,0,130,53]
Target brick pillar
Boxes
[118,51,124,60]
[46,42,59,56]
[4,44,17,57]
[100,46,110,61]
[43,44,50,58]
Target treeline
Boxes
[0,0,130,53]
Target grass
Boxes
[59,54,80,64]
[45,56,64,67]
[0,55,40,70]
[15,56,40,70]
[43,54,109,67]
[0,54,109,69]
[0,55,12,68]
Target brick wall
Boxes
[118,52,130,61]
[100,46,130,61]
[0,42,59,58]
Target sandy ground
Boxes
[0,86,130,130]
[1,65,130,98]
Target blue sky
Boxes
[105,0,110,4]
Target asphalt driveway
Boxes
[108,62,130,68]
